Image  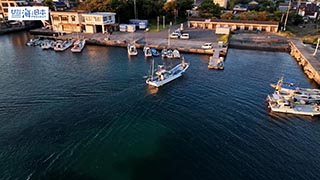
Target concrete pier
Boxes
[289,39,320,84]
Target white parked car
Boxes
[201,43,213,49]
[180,33,190,40]
[170,32,180,39]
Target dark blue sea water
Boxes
[1,32,320,180]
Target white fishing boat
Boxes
[41,40,54,50]
[54,39,74,52]
[71,39,86,53]
[146,57,190,87]
[143,46,152,57]
[167,49,173,59]
[127,43,138,56]
[266,93,320,116]
[173,49,180,59]
[208,56,224,70]
[271,77,320,97]
[161,49,167,58]
[275,89,320,104]
[151,48,160,57]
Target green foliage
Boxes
[292,14,303,26]
[198,0,221,18]
[44,0,54,10]
[219,34,230,44]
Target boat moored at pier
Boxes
[54,39,74,52]
[127,44,138,56]
[267,93,320,116]
[71,39,86,53]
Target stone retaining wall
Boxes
[289,41,320,84]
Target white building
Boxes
[50,11,84,33]
[82,12,116,34]
[0,0,28,18]
[214,0,228,9]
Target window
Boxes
[9,3,15,7]
[85,16,94,22]
[95,17,101,22]
[52,16,60,21]
[2,3,8,7]
[71,16,76,22]
[61,16,68,22]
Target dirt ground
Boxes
[287,21,319,38]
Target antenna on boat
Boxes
[151,58,155,81]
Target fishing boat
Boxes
[26,38,40,46]
[271,77,320,94]
[208,56,224,70]
[161,49,167,58]
[167,49,173,59]
[173,49,180,59]
[146,57,190,87]
[127,43,138,56]
[150,48,160,57]
[266,93,320,116]
[275,89,320,104]
[41,40,54,50]
[71,39,86,53]
[143,46,152,57]
[54,39,74,52]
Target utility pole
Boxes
[168,21,172,48]
[283,0,291,31]
[134,0,137,19]
[163,16,165,29]
[157,16,159,32]
[313,38,320,56]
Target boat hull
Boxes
[266,94,320,116]
[146,63,189,87]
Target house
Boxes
[214,0,229,9]
[82,12,116,33]
[233,4,248,14]
[0,0,29,18]
[298,2,319,19]
[278,2,290,12]
[248,0,260,10]
[50,11,85,33]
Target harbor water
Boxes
[1,32,320,180]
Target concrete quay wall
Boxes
[229,33,290,52]
[289,40,320,84]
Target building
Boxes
[0,0,17,18]
[188,19,279,33]
[82,12,116,33]
[233,3,248,14]
[0,0,29,18]
[214,0,228,9]
[278,2,290,12]
[50,11,84,33]
[298,2,319,19]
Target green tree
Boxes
[163,0,177,19]
[221,12,233,20]
[198,0,221,18]
[44,0,54,10]
[176,0,193,17]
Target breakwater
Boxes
[289,40,320,84]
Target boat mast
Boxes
[313,38,319,56]
[151,58,154,81]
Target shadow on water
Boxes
[112,133,193,180]
[32,170,96,180]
